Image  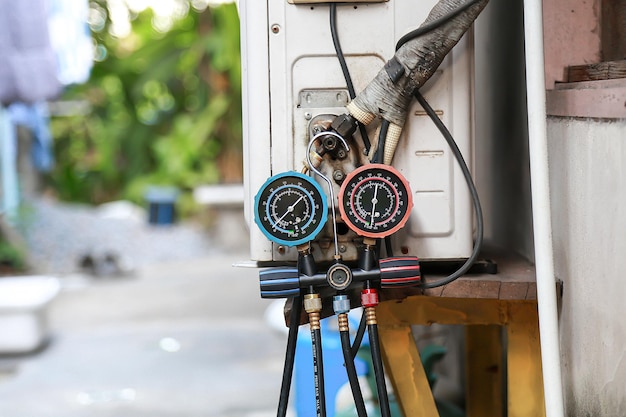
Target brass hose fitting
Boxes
[337,313,349,332]
[304,293,322,331]
[365,307,377,326]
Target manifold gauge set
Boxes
[241,0,488,416]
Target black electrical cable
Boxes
[385,0,484,288]
[368,323,392,417]
[311,327,327,417]
[413,90,483,289]
[340,330,368,417]
[384,236,394,258]
[276,296,301,417]
[395,0,482,50]
[330,3,372,154]
[330,4,355,98]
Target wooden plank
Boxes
[417,250,538,301]
[506,303,546,417]
[466,325,504,417]
[377,296,506,327]
[422,285,445,297]
[378,323,439,416]
[440,279,501,299]
[526,282,537,300]
[566,60,626,82]
[500,282,529,300]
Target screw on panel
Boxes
[339,244,347,253]
[333,170,346,183]
[271,24,280,34]
[277,245,286,255]
[401,246,409,254]
[304,112,312,120]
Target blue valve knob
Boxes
[259,267,301,299]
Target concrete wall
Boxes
[547,117,626,416]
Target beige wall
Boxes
[542,0,602,89]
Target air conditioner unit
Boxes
[241,0,475,264]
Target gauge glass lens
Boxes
[254,172,328,246]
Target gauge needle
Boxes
[276,195,305,224]
[370,184,379,225]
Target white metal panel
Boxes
[240,0,273,260]
[242,0,476,262]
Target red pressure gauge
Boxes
[338,163,413,239]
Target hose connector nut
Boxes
[330,113,358,140]
[361,288,379,308]
[304,293,322,314]
[333,295,350,315]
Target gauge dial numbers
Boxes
[338,164,413,238]
[254,172,328,246]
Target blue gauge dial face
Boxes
[254,172,328,246]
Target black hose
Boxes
[330,3,372,154]
[311,327,327,417]
[384,236,394,258]
[368,323,392,417]
[395,0,483,50]
[340,330,368,417]
[277,296,301,417]
[351,308,367,358]
[413,90,483,288]
[373,119,390,164]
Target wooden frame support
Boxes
[376,296,546,417]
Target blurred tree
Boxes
[49,0,242,213]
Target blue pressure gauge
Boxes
[254,171,328,247]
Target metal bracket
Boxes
[298,89,349,109]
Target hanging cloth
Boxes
[0,106,19,219]
[8,103,54,172]
[0,0,63,104]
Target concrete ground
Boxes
[0,252,291,417]
[0,198,294,416]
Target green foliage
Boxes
[49,1,242,213]
[0,240,26,271]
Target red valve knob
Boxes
[379,256,421,288]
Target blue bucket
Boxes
[144,186,179,225]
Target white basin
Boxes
[0,276,60,353]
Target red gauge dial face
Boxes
[338,164,413,238]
